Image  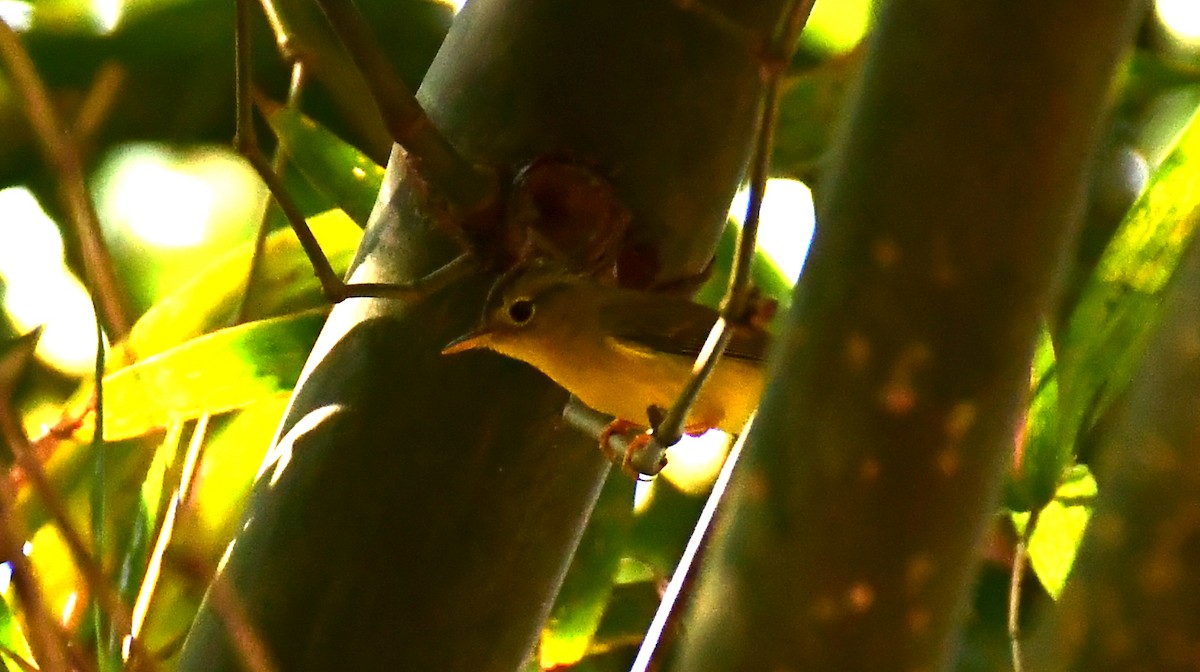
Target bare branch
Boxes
[0,20,130,338]
[310,0,499,214]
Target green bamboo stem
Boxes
[178,1,791,669]
[673,0,1141,669]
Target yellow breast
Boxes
[497,334,765,434]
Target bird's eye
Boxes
[508,298,535,324]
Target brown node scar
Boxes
[505,156,632,277]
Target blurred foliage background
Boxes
[0,0,1197,670]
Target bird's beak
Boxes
[441,327,494,355]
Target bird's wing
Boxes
[599,291,770,364]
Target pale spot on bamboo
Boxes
[944,402,977,441]
[872,237,900,268]
[936,448,961,477]
[930,234,958,286]
[845,331,871,372]
[847,582,875,613]
[880,343,931,415]
[905,553,935,595]
[744,468,769,503]
[907,607,931,635]
[1103,626,1134,659]
[882,384,917,415]
[1139,555,1183,595]
[1177,322,1200,360]
[860,457,881,483]
[1141,434,1179,474]
[810,594,837,621]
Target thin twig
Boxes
[236,60,308,325]
[235,0,474,304]
[672,0,760,50]
[0,643,41,672]
[0,396,155,668]
[1009,509,1040,672]
[563,397,635,456]
[207,573,280,672]
[639,0,816,470]
[0,417,74,672]
[72,61,126,154]
[127,416,208,660]
[630,419,752,672]
[310,0,499,213]
[256,0,392,156]
[0,20,130,338]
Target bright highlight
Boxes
[729,177,816,283]
[1158,0,1200,41]
[98,146,215,248]
[0,187,102,375]
[0,1,32,31]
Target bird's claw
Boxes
[598,419,667,479]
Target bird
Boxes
[441,263,770,472]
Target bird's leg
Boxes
[597,418,667,479]
[598,419,640,464]
[620,433,663,481]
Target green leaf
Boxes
[627,479,707,579]
[119,210,360,365]
[263,102,387,227]
[179,398,291,560]
[588,581,660,659]
[1031,101,1200,511]
[86,310,326,443]
[772,48,862,180]
[13,308,322,572]
[540,474,636,668]
[1005,327,1059,512]
[1013,465,1097,599]
[0,593,34,672]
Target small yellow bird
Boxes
[441,263,770,460]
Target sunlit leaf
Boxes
[24,525,85,633]
[80,310,325,443]
[176,398,290,559]
[1024,101,1200,512]
[263,102,386,227]
[1013,465,1097,599]
[0,594,34,672]
[118,210,359,365]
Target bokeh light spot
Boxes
[1158,0,1200,42]
[0,0,32,31]
[97,145,214,249]
[805,0,871,54]
[91,0,122,32]
[661,431,730,495]
[729,178,816,283]
[0,187,63,279]
[0,187,102,375]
